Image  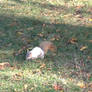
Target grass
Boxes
[0,0,92,92]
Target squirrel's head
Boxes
[26,51,32,60]
[26,47,45,60]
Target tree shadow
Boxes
[0,13,92,63]
[0,0,92,63]
[0,1,92,92]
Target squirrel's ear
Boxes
[27,47,33,52]
[27,49,30,53]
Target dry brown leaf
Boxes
[40,64,46,69]
[88,91,92,92]
[54,35,60,41]
[27,27,33,31]
[24,84,28,90]
[89,18,92,22]
[10,66,16,70]
[89,40,92,43]
[38,33,44,37]
[30,87,34,91]
[12,72,23,81]
[9,22,17,27]
[88,56,92,60]
[32,69,42,74]
[42,24,46,27]
[76,6,82,9]
[87,73,91,79]
[0,62,10,70]
[50,37,55,41]
[53,84,63,91]
[47,68,51,71]
[77,81,85,88]
[88,83,92,88]
[80,46,88,51]
[17,31,24,36]
[68,38,78,44]
[63,14,73,17]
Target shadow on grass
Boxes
[0,14,92,63]
[0,1,92,92]
[0,0,92,64]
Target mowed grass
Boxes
[0,0,92,92]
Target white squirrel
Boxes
[26,41,56,60]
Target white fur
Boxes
[26,47,44,60]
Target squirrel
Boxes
[26,41,56,60]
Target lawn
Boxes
[0,0,92,92]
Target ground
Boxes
[0,0,92,92]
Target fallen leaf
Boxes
[76,6,82,9]
[63,14,73,17]
[50,37,55,41]
[0,62,10,70]
[87,73,91,79]
[88,56,92,60]
[27,27,33,31]
[9,21,17,27]
[17,31,24,36]
[68,38,78,44]
[88,91,92,92]
[40,64,46,69]
[54,35,61,40]
[89,18,92,22]
[32,69,42,74]
[80,46,88,51]
[12,72,23,81]
[77,81,85,88]
[47,68,51,71]
[88,83,92,88]
[38,33,44,37]
[89,40,92,43]
[24,84,28,90]
[10,66,16,70]
[7,43,12,47]
[42,24,46,27]
[30,87,34,91]
[53,84,63,91]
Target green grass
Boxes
[0,0,92,92]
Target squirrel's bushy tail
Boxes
[39,41,57,54]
